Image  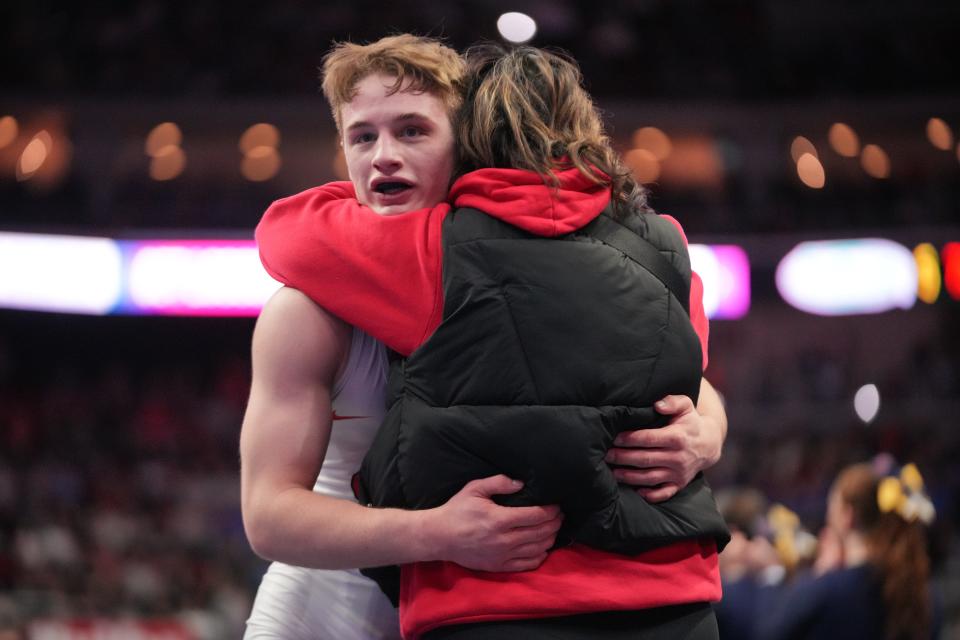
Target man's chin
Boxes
[371,204,412,216]
[369,198,431,216]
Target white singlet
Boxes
[245,328,400,639]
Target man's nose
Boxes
[372,135,402,172]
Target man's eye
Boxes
[353,132,374,144]
[400,126,423,138]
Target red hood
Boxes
[448,166,611,237]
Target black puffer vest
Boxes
[357,204,730,598]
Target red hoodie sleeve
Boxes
[255,183,448,356]
[659,214,709,371]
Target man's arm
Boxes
[256,185,446,356]
[605,377,727,503]
[240,287,562,571]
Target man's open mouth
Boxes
[373,182,413,195]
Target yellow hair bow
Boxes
[767,503,816,570]
[877,462,935,525]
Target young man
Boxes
[242,35,726,639]
[241,37,564,640]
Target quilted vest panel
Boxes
[358,206,730,599]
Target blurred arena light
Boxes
[146,122,186,181]
[624,148,660,183]
[776,239,917,315]
[497,12,537,43]
[0,232,123,315]
[125,241,282,316]
[241,146,281,182]
[689,244,751,319]
[789,136,818,163]
[944,242,960,301]
[854,384,881,424]
[828,122,860,157]
[632,127,672,160]
[145,122,182,156]
[16,130,52,181]
[0,115,17,148]
[0,232,745,318]
[239,123,280,153]
[925,117,953,151]
[660,137,724,189]
[14,126,71,190]
[796,152,825,189]
[240,123,281,181]
[914,243,942,304]
[149,145,186,181]
[860,144,891,179]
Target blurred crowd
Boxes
[4,2,956,100]
[713,455,946,639]
[4,3,958,240]
[2,3,957,638]
[0,313,956,638]
[3,147,958,236]
[0,334,264,638]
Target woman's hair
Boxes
[833,463,931,640]
[456,43,650,215]
[321,34,465,134]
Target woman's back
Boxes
[757,565,884,640]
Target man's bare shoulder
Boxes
[253,287,350,383]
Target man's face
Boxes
[340,73,456,215]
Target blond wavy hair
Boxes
[321,34,465,134]
[456,44,649,214]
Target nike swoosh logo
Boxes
[331,411,369,421]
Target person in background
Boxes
[756,459,941,640]
[714,490,817,640]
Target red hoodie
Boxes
[256,167,719,638]
[257,167,709,365]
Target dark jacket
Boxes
[256,167,729,631]
[355,176,729,604]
